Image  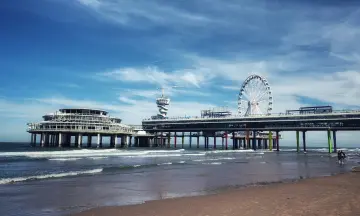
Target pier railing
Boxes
[142,109,360,122]
[27,122,134,134]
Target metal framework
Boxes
[201,106,232,118]
[238,74,273,116]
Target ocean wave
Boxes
[206,149,254,154]
[48,158,82,161]
[0,168,103,185]
[102,161,188,172]
[193,157,236,162]
[202,162,222,165]
[124,154,183,158]
[158,162,172,165]
[0,149,188,160]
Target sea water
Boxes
[0,142,359,216]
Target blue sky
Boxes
[1,0,360,145]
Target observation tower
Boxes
[153,87,170,119]
[27,108,134,148]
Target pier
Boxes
[27,108,153,148]
[26,74,360,153]
[141,108,360,153]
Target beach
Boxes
[74,171,360,216]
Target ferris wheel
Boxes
[238,74,273,116]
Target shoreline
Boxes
[72,167,360,216]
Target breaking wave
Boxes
[0,168,103,185]
[0,149,188,160]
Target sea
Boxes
[0,142,359,216]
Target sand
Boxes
[72,170,360,216]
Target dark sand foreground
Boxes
[73,169,360,216]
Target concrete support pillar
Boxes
[333,130,337,153]
[167,133,171,148]
[124,136,128,148]
[213,134,217,149]
[40,133,45,147]
[232,132,235,149]
[87,135,92,148]
[302,131,307,152]
[222,137,224,149]
[49,134,54,147]
[66,134,71,147]
[246,131,250,149]
[114,135,118,148]
[30,134,34,145]
[264,138,267,149]
[160,132,163,147]
[296,131,300,152]
[276,131,280,151]
[327,130,333,154]
[257,139,261,149]
[269,131,273,151]
[189,133,192,148]
[206,136,209,149]
[239,139,243,149]
[252,131,256,150]
[48,134,52,147]
[53,134,56,146]
[46,133,50,147]
[78,134,82,148]
[75,134,79,147]
[34,134,37,147]
[58,133,62,147]
[97,134,101,148]
[174,132,177,149]
[197,135,200,149]
[129,136,132,147]
[134,137,138,147]
[225,132,228,150]
[182,132,184,149]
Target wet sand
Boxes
[73,169,360,216]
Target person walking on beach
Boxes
[338,150,346,165]
[341,151,346,164]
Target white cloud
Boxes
[97,66,210,88]
[57,83,81,88]
[75,0,213,28]
[118,96,137,104]
[77,0,101,7]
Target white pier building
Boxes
[27,108,134,148]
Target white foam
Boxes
[89,156,108,160]
[193,157,235,162]
[158,162,172,165]
[207,149,254,154]
[48,158,82,161]
[202,162,222,165]
[125,154,182,158]
[0,149,187,160]
[183,153,206,156]
[178,161,186,164]
[0,168,103,185]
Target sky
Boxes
[1,0,360,146]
